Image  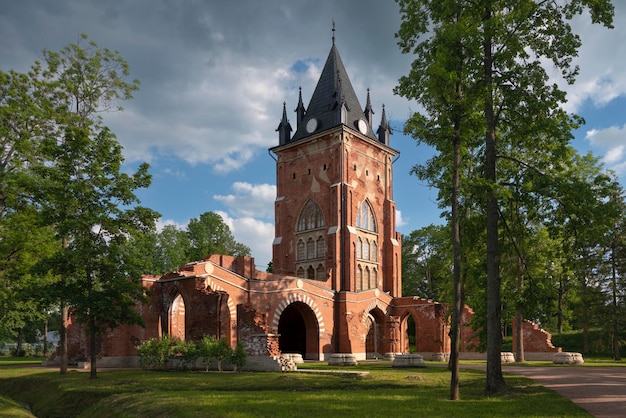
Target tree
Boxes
[26,35,158,378]
[186,212,251,261]
[401,225,451,301]
[395,0,614,394]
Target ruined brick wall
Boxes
[512,320,561,353]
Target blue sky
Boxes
[1,1,625,268]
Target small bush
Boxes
[197,336,217,372]
[231,341,247,372]
[137,336,173,369]
[212,338,233,372]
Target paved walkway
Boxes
[503,366,626,418]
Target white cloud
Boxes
[585,125,626,177]
[396,209,405,228]
[214,182,276,219]
[585,125,626,149]
[216,211,274,268]
[560,4,626,113]
[604,145,624,164]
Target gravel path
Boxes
[504,366,626,418]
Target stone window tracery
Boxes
[297,199,325,232]
[297,240,305,261]
[356,200,377,232]
[294,199,327,281]
[316,264,325,280]
[317,236,325,257]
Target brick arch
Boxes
[271,293,325,335]
[200,277,237,324]
[360,299,390,329]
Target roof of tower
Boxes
[290,42,378,142]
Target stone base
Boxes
[384,352,402,360]
[281,353,304,364]
[430,352,449,362]
[245,355,296,371]
[392,353,425,368]
[327,353,358,366]
[553,352,584,365]
[501,352,515,363]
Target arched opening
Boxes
[169,293,185,340]
[402,314,417,353]
[365,308,385,359]
[278,302,320,360]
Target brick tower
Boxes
[270,35,402,354]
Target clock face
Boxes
[306,118,318,133]
[357,119,368,135]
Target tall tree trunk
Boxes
[611,238,621,361]
[515,257,524,362]
[59,303,68,374]
[449,77,463,401]
[44,318,49,357]
[89,315,97,380]
[557,276,564,334]
[59,235,69,374]
[16,328,23,355]
[483,5,505,393]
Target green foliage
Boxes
[197,335,218,371]
[0,34,161,376]
[136,336,173,369]
[231,341,247,372]
[186,212,251,262]
[137,336,245,372]
[401,224,452,300]
[395,0,616,393]
[211,337,234,372]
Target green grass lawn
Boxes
[0,359,591,418]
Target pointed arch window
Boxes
[356,200,377,232]
[307,238,315,259]
[297,267,305,278]
[316,264,325,280]
[371,268,378,289]
[307,265,315,280]
[365,267,371,290]
[356,265,363,291]
[356,237,362,259]
[316,236,325,258]
[362,239,370,260]
[371,241,378,262]
[297,240,305,261]
[297,199,325,232]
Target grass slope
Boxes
[0,361,589,418]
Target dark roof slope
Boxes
[290,43,377,142]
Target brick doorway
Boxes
[277,302,319,360]
[169,294,185,340]
[365,308,385,359]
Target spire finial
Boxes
[332,19,336,44]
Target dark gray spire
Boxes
[364,88,374,127]
[295,86,306,129]
[276,102,292,145]
[290,41,377,142]
[377,104,390,146]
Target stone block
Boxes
[431,352,449,362]
[552,352,584,365]
[392,353,425,368]
[281,353,304,364]
[501,352,515,363]
[327,353,358,366]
